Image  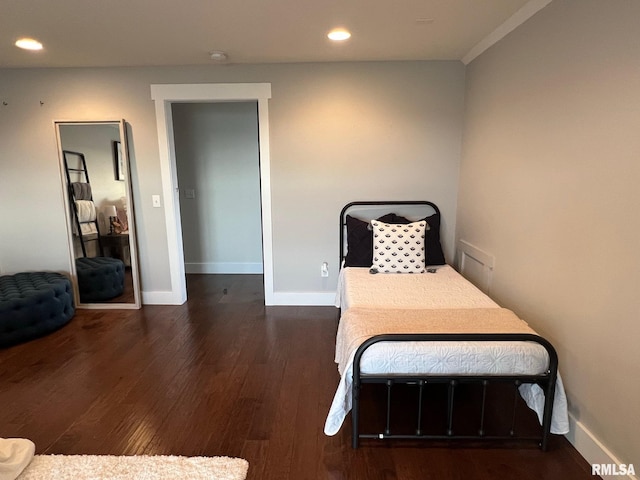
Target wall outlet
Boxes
[321,262,329,277]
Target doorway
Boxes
[172,101,263,276]
[151,83,274,305]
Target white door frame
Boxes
[151,83,274,305]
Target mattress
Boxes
[325,268,570,437]
[335,265,500,310]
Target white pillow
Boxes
[370,220,427,273]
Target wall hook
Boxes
[2,101,7,106]
[40,101,45,106]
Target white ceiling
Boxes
[1,0,544,68]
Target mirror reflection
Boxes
[57,121,141,308]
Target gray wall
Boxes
[0,61,466,295]
[173,102,263,274]
[458,0,640,466]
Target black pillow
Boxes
[393,213,446,266]
[344,213,396,267]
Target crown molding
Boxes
[462,0,553,65]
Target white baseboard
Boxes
[268,291,336,306]
[185,262,263,274]
[142,290,186,305]
[567,413,637,479]
[142,289,335,306]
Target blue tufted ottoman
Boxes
[0,272,75,348]
[76,257,125,303]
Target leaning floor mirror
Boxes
[55,120,141,309]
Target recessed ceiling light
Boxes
[327,29,351,41]
[15,38,43,51]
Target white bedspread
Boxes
[335,266,500,310]
[324,307,569,436]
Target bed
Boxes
[324,201,569,449]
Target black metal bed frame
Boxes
[339,201,559,451]
[351,333,558,450]
[339,200,440,268]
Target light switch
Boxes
[152,195,161,208]
[185,189,196,199]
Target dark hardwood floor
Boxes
[0,274,594,479]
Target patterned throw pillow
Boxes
[371,220,428,273]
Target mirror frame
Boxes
[55,119,141,309]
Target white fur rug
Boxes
[17,455,248,480]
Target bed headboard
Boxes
[339,201,441,266]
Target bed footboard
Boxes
[351,333,558,450]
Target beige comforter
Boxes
[335,266,500,310]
